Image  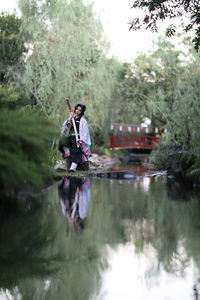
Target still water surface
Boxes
[1,165,200,300]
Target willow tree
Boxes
[18,0,120,147]
[147,37,200,153]
[114,37,183,127]
[0,10,58,193]
[115,35,200,154]
[170,44,200,152]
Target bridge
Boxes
[109,123,167,150]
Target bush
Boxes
[0,107,57,191]
[150,143,182,171]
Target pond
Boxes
[1,165,200,300]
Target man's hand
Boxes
[77,140,82,148]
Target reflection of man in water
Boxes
[58,177,90,232]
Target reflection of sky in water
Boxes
[1,168,199,300]
[95,243,195,300]
[110,175,151,193]
[139,176,151,193]
[90,173,200,300]
[0,281,51,300]
[0,290,15,300]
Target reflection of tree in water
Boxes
[40,178,122,300]
[3,176,200,299]
[109,177,200,284]
[167,177,200,202]
[0,179,122,300]
[0,190,62,297]
[193,279,200,300]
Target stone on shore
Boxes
[94,170,137,179]
[54,153,120,172]
[89,153,120,169]
[54,160,66,172]
[167,151,200,185]
[167,151,195,178]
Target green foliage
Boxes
[150,38,200,154]
[0,83,19,108]
[0,108,57,190]
[0,82,37,109]
[114,36,200,156]
[170,52,200,153]
[0,12,26,82]
[17,0,120,147]
[0,189,63,290]
[114,38,183,126]
[150,144,181,170]
[0,179,121,298]
[149,148,169,171]
[130,0,200,51]
[112,62,145,124]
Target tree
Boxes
[18,0,121,148]
[130,0,200,51]
[114,38,183,127]
[114,34,200,155]
[0,12,26,82]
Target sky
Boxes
[0,0,171,62]
[91,0,158,61]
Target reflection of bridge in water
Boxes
[109,123,167,150]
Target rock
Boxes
[95,170,137,179]
[167,151,195,179]
[89,153,120,169]
[191,170,200,185]
[159,143,183,151]
[54,160,66,172]
[147,171,167,178]
[54,153,120,173]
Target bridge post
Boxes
[110,136,114,150]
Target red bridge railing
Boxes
[109,135,160,150]
[109,123,167,150]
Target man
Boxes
[58,103,91,172]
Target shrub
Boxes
[150,143,182,171]
[0,107,57,191]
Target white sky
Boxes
[91,0,158,61]
[0,0,171,62]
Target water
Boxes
[1,166,200,300]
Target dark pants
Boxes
[58,135,82,164]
